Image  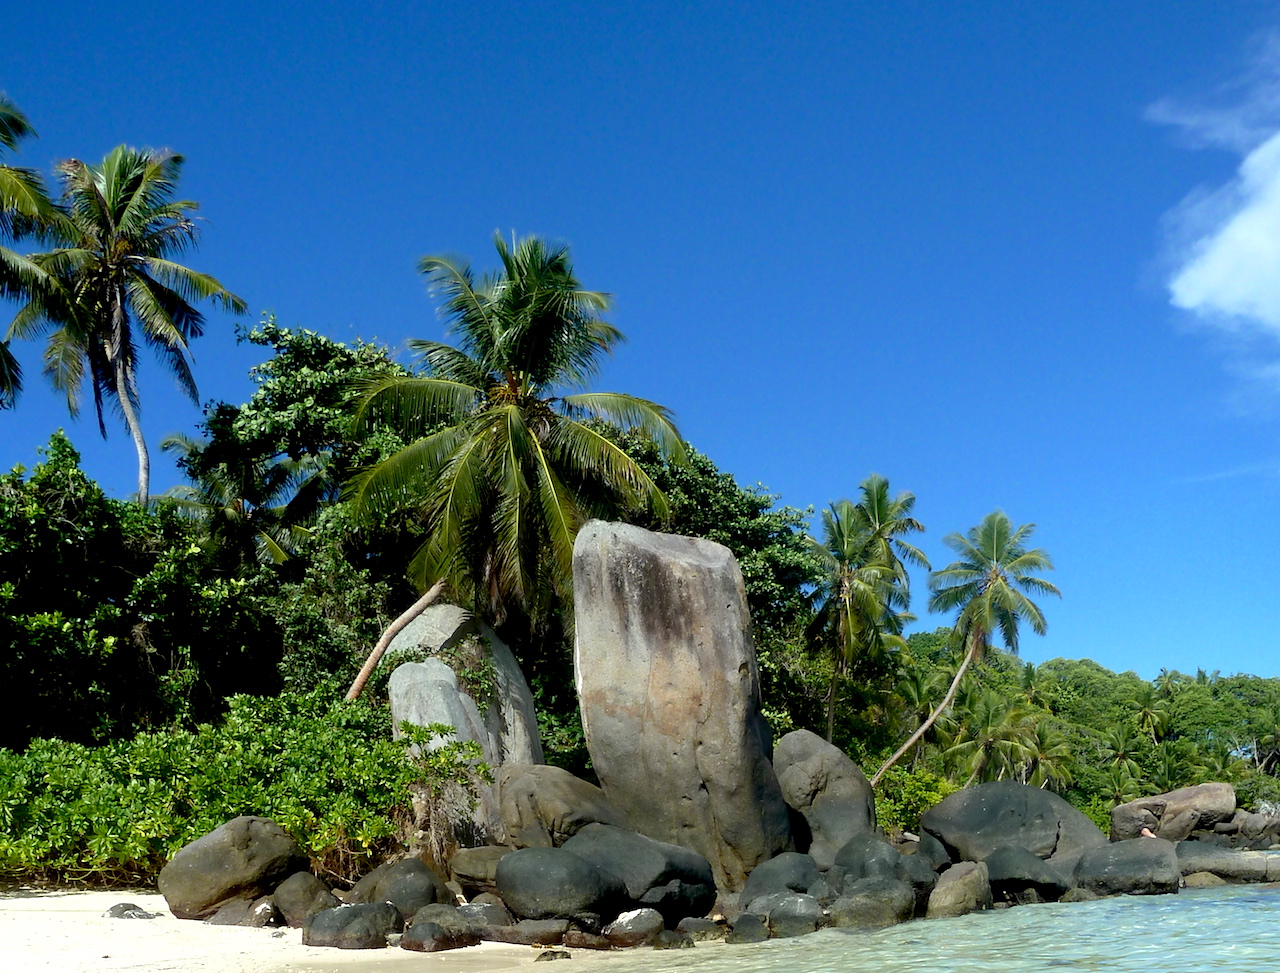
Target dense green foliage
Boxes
[0,692,427,886]
[0,435,279,749]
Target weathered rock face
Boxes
[773,730,876,870]
[925,861,992,919]
[1110,783,1237,842]
[349,858,449,922]
[498,764,628,848]
[303,903,402,949]
[921,781,1107,871]
[828,877,915,928]
[572,521,792,890]
[157,816,309,920]
[388,604,544,767]
[272,871,340,928]
[1073,838,1181,896]
[1174,842,1275,883]
[983,845,1071,903]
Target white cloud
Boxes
[1156,33,1280,335]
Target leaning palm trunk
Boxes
[345,579,446,701]
[114,355,150,505]
[871,639,976,787]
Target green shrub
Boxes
[874,766,957,832]
[0,691,439,887]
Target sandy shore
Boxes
[0,889,540,973]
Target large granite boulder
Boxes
[158,816,309,920]
[303,902,402,949]
[832,833,908,884]
[925,861,992,919]
[272,871,340,927]
[773,730,876,870]
[1073,838,1181,896]
[498,764,628,848]
[573,521,793,890]
[494,846,625,924]
[561,823,717,924]
[449,846,510,895]
[921,781,1106,871]
[1110,783,1237,842]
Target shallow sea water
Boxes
[572,885,1280,973]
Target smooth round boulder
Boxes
[562,822,716,923]
[401,919,481,951]
[832,833,908,884]
[921,781,1106,871]
[740,852,822,912]
[349,858,449,921]
[756,892,821,938]
[272,871,340,928]
[449,846,511,895]
[984,845,1071,903]
[158,816,308,920]
[604,907,665,947]
[726,913,770,944]
[494,846,622,923]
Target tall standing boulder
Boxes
[773,730,876,870]
[572,521,793,890]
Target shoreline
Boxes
[0,889,537,973]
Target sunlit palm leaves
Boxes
[0,94,56,408]
[807,475,927,740]
[346,234,684,624]
[8,145,245,501]
[873,510,1059,786]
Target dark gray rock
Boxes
[1073,838,1181,896]
[1174,842,1269,883]
[1110,784,1237,842]
[349,858,448,921]
[604,908,665,947]
[898,848,939,907]
[916,830,951,870]
[158,816,309,921]
[564,929,614,949]
[925,861,992,919]
[984,845,1072,903]
[726,913,770,943]
[757,892,821,938]
[828,877,915,928]
[401,919,481,951]
[1060,887,1099,903]
[832,833,907,884]
[740,852,822,913]
[676,917,725,941]
[303,903,402,949]
[561,823,716,924]
[921,781,1107,872]
[458,901,513,927]
[773,730,876,870]
[483,918,571,945]
[573,521,793,890]
[499,765,628,849]
[494,846,623,923]
[449,846,510,895]
[103,903,159,919]
[272,871,339,928]
[208,895,280,927]
[535,949,572,961]
[654,930,696,949]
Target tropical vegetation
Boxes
[3,102,1278,887]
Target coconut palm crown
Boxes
[346,233,686,624]
[8,145,245,501]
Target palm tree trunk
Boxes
[871,642,975,787]
[825,659,843,742]
[114,356,150,505]
[345,579,446,702]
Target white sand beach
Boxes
[0,889,538,973]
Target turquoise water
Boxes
[574,886,1280,973]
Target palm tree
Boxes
[807,475,928,741]
[0,94,56,408]
[1019,718,1075,790]
[161,432,327,568]
[943,688,1034,785]
[1099,724,1144,777]
[871,510,1059,786]
[1135,686,1171,744]
[346,233,685,625]
[8,145,245,502]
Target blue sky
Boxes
[5,2,1280,680]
